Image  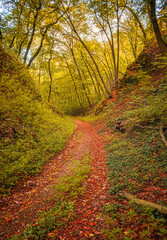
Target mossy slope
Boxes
[0,47,75,195]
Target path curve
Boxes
[0,120,110,239]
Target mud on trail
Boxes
[0,120,110,239]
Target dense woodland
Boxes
[1,0,166,114]
[0,0,167,239]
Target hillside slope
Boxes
[0,47,75,196]
[86,41,167,239]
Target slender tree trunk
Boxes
[83,57,101,100]
[64,56,83,109]
[84,58,104,96]
[107,19,117,85]
[27,32,46,68]
[95,13,117,79]
[24,5,41,64]
[102,45,114,91]
[125,6,146,40]
[38,66,41,85]
[48,52,53,103]
[27,14,64,67]
[10,36,16,49]
[115,0,120,87]
[66,15,110,96]
[120,37,130,64]
[80,50,101,99]
[70,46,91,107]
[18,29,30,56]
[148,0,167,56]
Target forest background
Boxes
[0,0,167,239]
[0,0,166,115]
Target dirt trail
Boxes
[0,119,110,239]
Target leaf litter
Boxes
[0,119,110,239]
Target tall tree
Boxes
[148,0,167,55]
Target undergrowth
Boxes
[100,119,167,239]
[98,48,167,239]
[10,155,91,239]
[0,47,75,195]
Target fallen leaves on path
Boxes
[0,120,110,240]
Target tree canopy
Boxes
[0,0,166,114]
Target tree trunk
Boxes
[64,56,83,109]
[95,13,117,84]
[115,0,120,87]
[82,55,101,100]
[18,29,30,56]
[148,0,167,56]
[84,58,105,96]
[27,14,64,67]
[70,46,91,108]
[107,19,118,87]
[125,6,146,40]
[66,14,110,96]
[24,5,41,64]
[48,44,53,102]
[119,191,167,215]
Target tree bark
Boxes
[95,13,117,85]
[148,0,167,56]
[119,191,167,215]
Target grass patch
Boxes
[53,155,91,200]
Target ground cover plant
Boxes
[101,130,167,239]
[0,47,75,195]
[94,43,167,239]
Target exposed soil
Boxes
[0,119,110,239]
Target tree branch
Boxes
[160,123,167,147]
[119,191,167,216]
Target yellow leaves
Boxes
[89,233,94,237]
[124,231,129,235]
[48,232,55,238]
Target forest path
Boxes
[0,119,110,239]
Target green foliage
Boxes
[0,47,75,195]
[106,130,167,195]
[53,155,91,199]
[98,51,167,238]
[123,72,167,125]
[102,120,167,239]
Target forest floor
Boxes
[0,119,111,240]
